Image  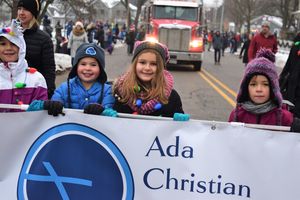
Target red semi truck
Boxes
[142,0,204,71]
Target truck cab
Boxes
[143,0,204,71]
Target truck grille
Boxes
[158,28,191,51]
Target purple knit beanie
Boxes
[236,48,282,106]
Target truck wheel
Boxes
[193,61,202,71]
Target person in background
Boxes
[248,21,278,62]
[207,30,213,51]
[228,48,300,132]
[239,33,253,66]
[125,24,136,55]
[105,28,114,55]
[67,21,88,64]
[0,20,48,112]
[86,22,97,43]
[55,21,63,37]
[96,24,105,48]
[221,32,228,56]
[17,0,56,98]
[112,41,189,121]
[212,31,223,65]
[55,21,63,53]
[113,23,119,43]
[279,33,300,118]
[135,25,146,41]
[28,43,116,117]
[42,15,53,37]
[65,20,73,39]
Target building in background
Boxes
[0,3,10,25]
[242,15,282,37]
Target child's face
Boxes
[0,37,19,63]
[136,52,157,85]
[17,7,34,27]
[248,75,270,104]
[77,57,100,89]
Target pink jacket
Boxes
[228,106,293,126]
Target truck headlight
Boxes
[190,39,203,48]
[146,36,158,43]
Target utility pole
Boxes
[213,0,219,30]
[220,0,224,32]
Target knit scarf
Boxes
[115,70,174,114]
[73,28,85,36]
[241,100,277,114]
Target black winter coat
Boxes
[23,24,56,98]
[279,34,300,117]
[113,90,184,118]
[240,40,250,64]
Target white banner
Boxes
[1,110,300,200]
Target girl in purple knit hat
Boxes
[228,48,294,126]
[112,41,189,121]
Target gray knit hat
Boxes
[69,43,107,83]
[261,21,270,28]
[132,41,170,66]
[237,48,282,106]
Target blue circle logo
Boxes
[85,47,96,55]
[17,123,134,200]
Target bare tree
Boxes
[264,0,298,38]
[120,0,131,28]
[0,0,18,19]
[38,0,54,22]
[62,0,96,21]
[8,0,54,21]
[134,0,147,29]
[225,0,258,33]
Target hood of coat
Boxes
[0,19,27,74]
[236,48,282,107]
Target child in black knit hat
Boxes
[28,43,116,116]
[112,41,189,121]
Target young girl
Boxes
[0,19,48,112]
[228,48,293,126]
[113,41,189,120]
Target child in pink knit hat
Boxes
[112,41,189,121]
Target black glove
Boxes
[291,117,300,133]
[43,100,64,116]
[84,103,104,115]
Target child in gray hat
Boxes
[28,43,116,116]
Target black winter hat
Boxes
[17,0,41,18]
[69,43,107,83]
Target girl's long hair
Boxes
[115,49,169,105]
[16,16,39,29]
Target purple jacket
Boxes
[228,106,293,126]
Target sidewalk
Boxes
[232,47,289,69]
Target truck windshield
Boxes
[154,6,197,21]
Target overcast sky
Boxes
[203,0,223,7]
[105,0,223,8]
